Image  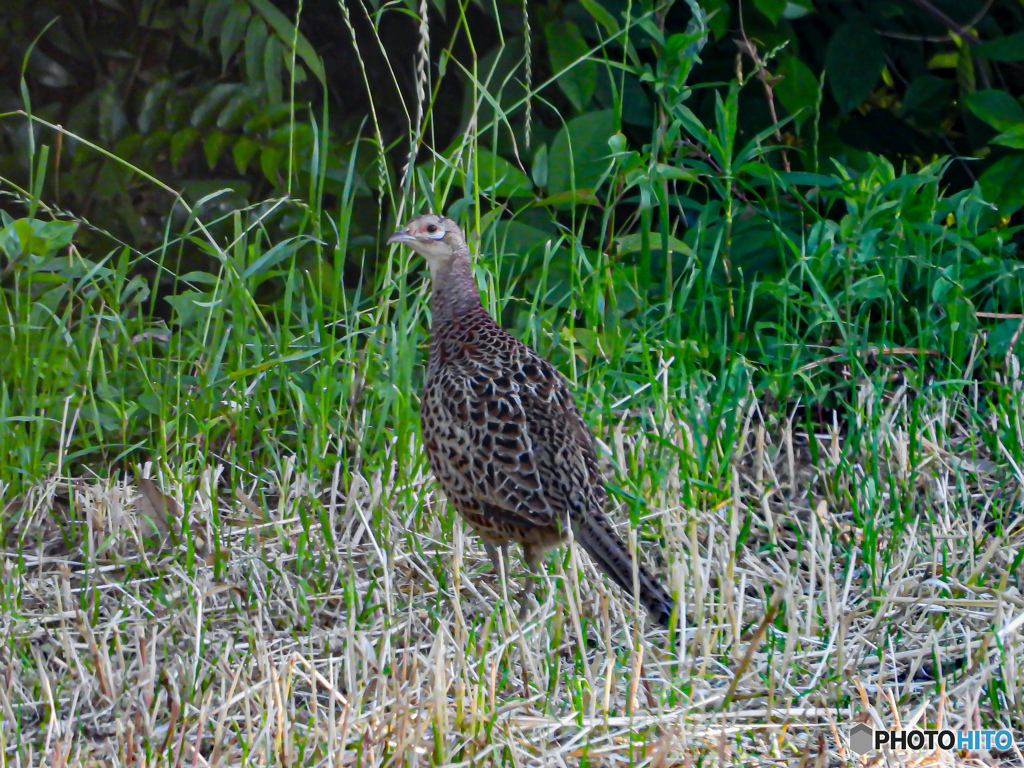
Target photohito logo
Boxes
[849,723,1015,756]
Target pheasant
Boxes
[387,213,674,627]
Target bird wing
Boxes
[518,361,608,517]
[428,344,604,531]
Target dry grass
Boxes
[1,385,1022,767]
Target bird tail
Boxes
[574,511,675,628]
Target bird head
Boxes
[387,214,468,276]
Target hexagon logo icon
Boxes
[849,723,874,755]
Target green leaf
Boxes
[927,51,959,69]
[775,55,818,125]
[247,0,326,85]
[578,0,618,35]
[615,233,692,256]
[202,0,233,46]
[988,318,1022,356]
[229,347,326,379]
[264,37,284,105]
[138,79,176,133]
[546,20,597,112]
[844,274,886,301]
[979,154,1024,215]
[244,15,268,81]
[534,189,600,207]
[547,109,617,197]
[219,1,252,69]
[653,163,700,183]
[233,135,261,173]
[991,126,1024,149]
[0,221,23,259]
[204,130,231,168]
[97,82,127,144]
[901,75,953,123]
[242,236,308,280]
[489,219,557,256]
[826,23,884,114]
[37,221,78,253]
[191,83,239,128]
[260,145,286,183]
[475,151,532,198]
[532,144,548,189]
[753,0,786,25]
[943,288,978,362]
[975,30,1024,62]
[216,84,263,130]
[170,127,198,168]
[778,171,840,187]
[781,0,813,19]
[965,90,1024,132]
[702,0,730,40]
[165,290,217,328]
[243,103,292,132]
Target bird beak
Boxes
[387,229,415,245]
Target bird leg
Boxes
[521,547,540,598]
[484,541,520,619]
[516,547,541,620]
[483,542,540,620]
[483,541,508,577]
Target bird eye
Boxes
[426,224,438,233]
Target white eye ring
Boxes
[425,224,444,240]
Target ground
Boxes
[1,386,1022,766]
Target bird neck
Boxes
[429,250,485,328]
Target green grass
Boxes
[2,5,1024,766]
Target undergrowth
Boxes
[1,1,1023,765]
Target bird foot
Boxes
[514,577,539,621]
[483,542,541,621]
[483,542,507,577]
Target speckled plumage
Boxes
[388,213,674,627]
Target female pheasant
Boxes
[388,213,674,627]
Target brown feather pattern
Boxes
[389,213,674,627]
